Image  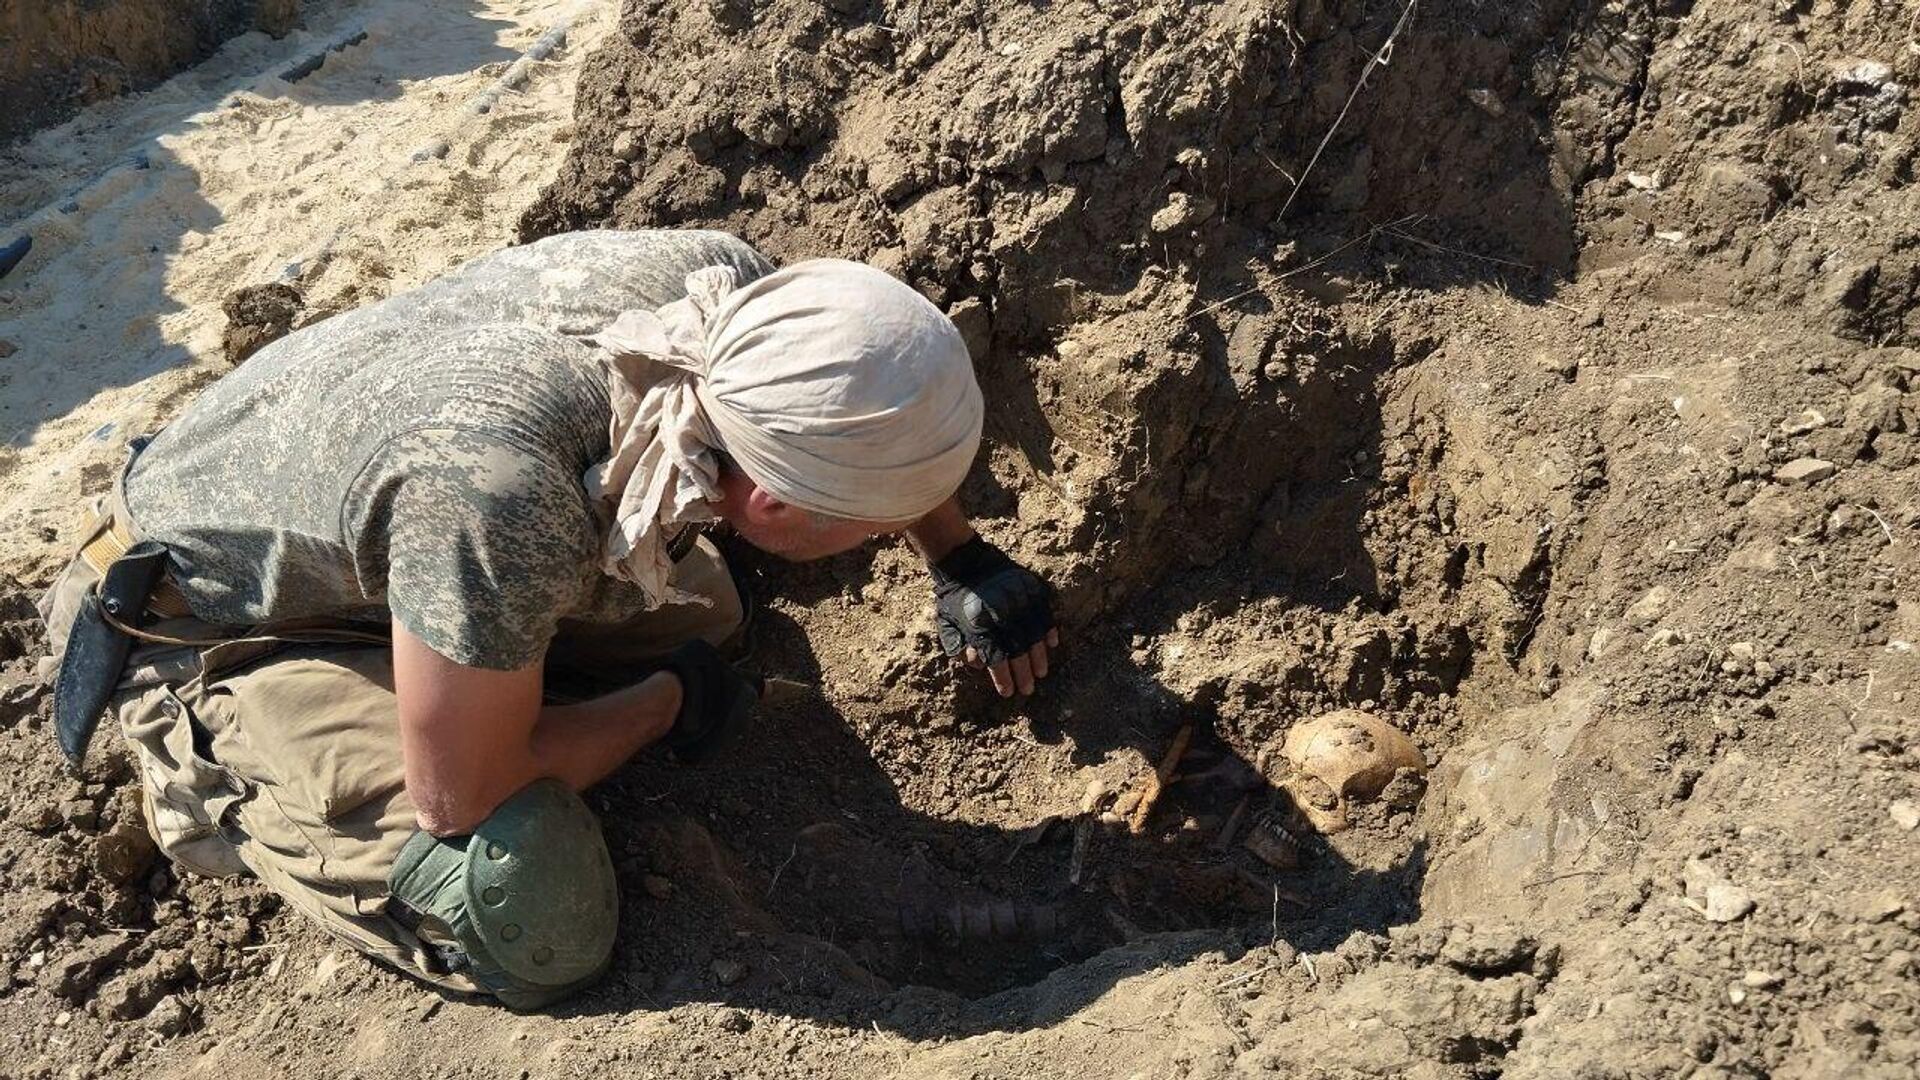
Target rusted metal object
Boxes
[897,898,1065,943]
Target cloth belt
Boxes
[76,504,193,621]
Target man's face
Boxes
[728,509,907,562]
[712,466,916,561]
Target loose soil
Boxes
[0,0,300,146]
[3,1,1919,1078]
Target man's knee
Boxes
[386,779,618,1009]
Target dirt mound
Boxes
[0,1,300,146]
[1,0,1917,1077]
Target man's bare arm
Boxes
[392,620,682,836]
[904,496,976,563]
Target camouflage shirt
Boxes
[125,230,775,670]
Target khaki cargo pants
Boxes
[39,495,741,996]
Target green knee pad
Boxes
[387,779,618,1009]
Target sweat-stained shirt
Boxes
[124,230,775,670]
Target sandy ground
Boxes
[0,0,608,584]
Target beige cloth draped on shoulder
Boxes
[583,258,984,607]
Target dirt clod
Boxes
[144,994,192,1037]
[220,282,306,367]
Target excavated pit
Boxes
[514,0,1581,1000]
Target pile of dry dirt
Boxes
[2,0,1917,1077]
[0,0,301,145]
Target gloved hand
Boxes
[932,535,1060,697]
[659,640,760,763]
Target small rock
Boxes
[1720,641,1757,674]
[1537,352,1579,380]
[1586,627,1618,660]
[1626,170,1660,191]
[1625,585,1673,625]
[716,1008,752,1033]
[1890,800,1919,830]
[0,339,15,358]
[1700,884,1756,922]
[1149,191,1216,235]
[1465,88,1504,116]
[144,994,191,1037]
[1742,970,1782,989]
[1683,859,1756,922]
[1860,891,1907,922]
[610,130,642,162]
[711,958,748,986]
[1727,985,1747,1006]
[414,993,443,1022]
[52,1009,72,1028]
[1645,628,1687,650]
[641,874,674,901]
[1774,457,1837,485]
[1780,408,1830,437]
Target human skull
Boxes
[1281,710,1427,833]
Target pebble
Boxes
[1149,191,1216,235]
[0,339,15,358]
[1779,408,1829,437]
[1683,859,1757,922]
[1586,627,1618,660]
[712,958,748,986]
[1890,800,1919,830]
[1645,628,1687,649]
[1742,970,1782,988]
[716,1008,752,1033]
[1625,585,1672,625]
[1774,457,1837,485]
[52,1010,71,1028]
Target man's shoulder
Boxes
[510,229,777,281]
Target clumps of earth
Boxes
[2,0,1919,1077]
[219,281,304,366]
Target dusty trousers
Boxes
[38,495,743,998]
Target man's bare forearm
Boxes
[905,496,976,564]
[528,673,682,795]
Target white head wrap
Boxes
[584,258,984,606]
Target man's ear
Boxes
[743,485,793,525]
